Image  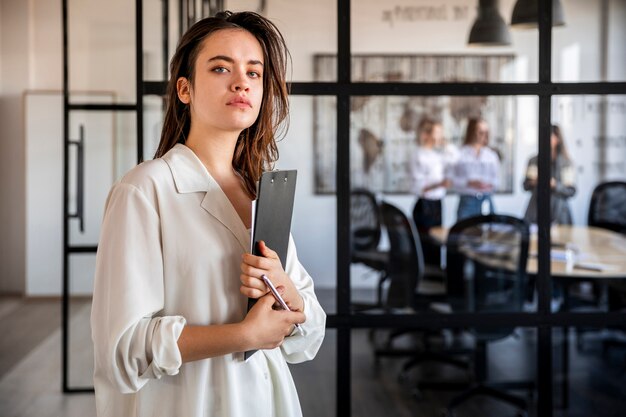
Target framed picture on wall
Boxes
[313,54,516,194]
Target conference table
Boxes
[429,224,626,279]
[428,224,626,409]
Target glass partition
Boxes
[354,327,537,416]
[68,0,136,103]
[351,0,538,83]
[552,0,626,82]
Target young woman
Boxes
[523,124,576,225]
[91,11,326,417]
[451,118,501,220]
[410,117,454,232]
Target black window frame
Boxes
[61,1,626,416]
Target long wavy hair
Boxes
[154,11,290,198]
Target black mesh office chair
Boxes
[372,202,468,373]
[350,189,389,310]
[441,214,534,417]
[587,181,626,359]
[587,181,626,235]
[379,201,445,310]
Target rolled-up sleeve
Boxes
[91,182,186,394]
[280,236,326,363]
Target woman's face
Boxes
[550,133,559,155]
[431,124,444,147]
[476,121,489,146]
[179,28,265,137]
[419,124,443,147]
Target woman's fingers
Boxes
[257,241,280,262]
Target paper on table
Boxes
[574,262,619,272]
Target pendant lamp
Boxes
[468,0,512,46]
[511,0,566,28]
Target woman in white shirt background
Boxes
[452,117,501,221]
[90,11,326,417]
[410,117,456,265]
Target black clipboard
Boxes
[244,169,297,360]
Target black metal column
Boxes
[536,0,554,415]
[336,0,351,416]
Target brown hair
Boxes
[154,11,290,198]
[416,116,441,145]
[551,124,570,161]
[463,117,487,146]
[417,116,440,135]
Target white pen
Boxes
[261,274,304,335]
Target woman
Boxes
[523,124,576,224]
[91,12,326,417]
[410,117,456,265]
[410,117,451,232]
[452,118,501,220]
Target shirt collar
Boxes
[162,143,214,193]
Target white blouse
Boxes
[451,145,501,196]
[90,144,326,417]
[410,146,457,200]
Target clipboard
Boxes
[244,169,297,360]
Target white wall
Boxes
[1,0,624,295]
[0,0,30,293]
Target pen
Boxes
[261,274,304,335]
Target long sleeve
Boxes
[487,150,501,191]
[91,182,186,394]
[280,236,326,363]
[452,146,500,194]
[410,148,427,196]
[554,159,577,198]
[523,157,538,191]
[410,147,447,200]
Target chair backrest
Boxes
[445,215,530,316]
[350,189,382,251]
[379,201,425,309]
[588,181,626,235]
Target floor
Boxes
[1,291,625,417]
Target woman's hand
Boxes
[242,293,306,350]
[240,241,304,312]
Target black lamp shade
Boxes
[468,0,512,46]
[511,0,566,28]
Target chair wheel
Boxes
[398,370,409,384]
[440,409,455,417]
[410,388,423,401]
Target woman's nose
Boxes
[231,71,250,92]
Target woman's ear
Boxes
[176,77,191,104]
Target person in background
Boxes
[410,117,455,266]
[452,118,501,221]
[90,11,326,417]
[523,124,576,225]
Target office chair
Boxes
[587,181,626,235]
[372,202,469,375]
[440,214,534,417]
[379,201,445,309]
[350,189,389,311]
[575,181,626,350]
[587,181,626,360]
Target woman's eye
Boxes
[248,71,261,78]
[212,67,228,73]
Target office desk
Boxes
[429,225,626,279]
[429,224,626,409]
